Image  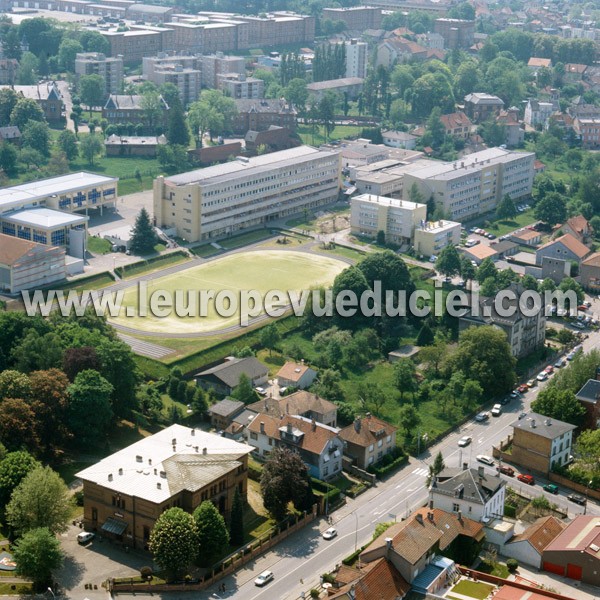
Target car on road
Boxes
[255,387,266,395]
[429,255,437,263]
[578,304,588,311]
[458,436,472,447]
[477,455,495,466]
[475,412,490,422]
[518,384,529,393]
[255,571,274,586]
[573,322,586,330]
[566,351,576,361]
[527,379,537,388]
[517,474,535,485]
[497,465,514,476]
[543,484,559,494]
[544,366,554,375]
[518,412,527,419]
[322,527,337,540]
[510,390,520,399]
[537,372,548,382]
[491,404,502,417]
[567,494,587,505]
[77,532,95,545]
[554,358,566,368]
[500,397,510,405]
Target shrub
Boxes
[367,447,407,477]
[73,490,84,506]
[506,559,519,572]
[504,504,517,518]
[310,589,319,598]
[322,573,335,584]
[140,566,153,581]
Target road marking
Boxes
[412,468,428,477]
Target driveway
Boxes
[56,524,153,599]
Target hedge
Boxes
[342,545,367,566]
[504,505,517,518]
[367,447,407,478]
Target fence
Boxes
[549,472,600,502]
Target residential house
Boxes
[244,126,299,155]
[543,516,600,586]
[102,94,169,125]
[524,99,554,127]
[535,233,591,269]
[463,93,504,123]
[246,391,337,428]
[195,357,268,396]
[459,283,546,358]
[376,38,428,68]
[564,63,588,81]
[0,126,21,145]
[580,252,600,292]
[460,244,498,265]
[574,117,600,148]
[429,465,505,521]
[6,82,63,123]
[414,220,462,257]
[510,229,541,246]
[360,508,483,588]
[509,412,576,475]
[339,414,398,470]
[104,134,167,157]
[276,362,317,390]
[562,215,592,244]
[231,99,297,135]
[76,424,252,548]
[439,111,472,140]
[504,516,565,568]
[575,378,600,429]
[527,57,552,71]
[246,414,343,480]
[496,107,525,147]
[208,398,245,430]
[381,130,418,150]
[306,77,364,101]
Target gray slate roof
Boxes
[510,412,576,439]
[575,379,600,404]
[432,468,504,505]
[209,398,245,417]
[196,357,267,388]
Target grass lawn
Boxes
[485,209,536,236]
[110,250,346,334]
[51,272,115,293]
[318,245,365,262]
[477,560,510,578]
[297,124,364,146]
[450,580,495,600]
[88,235,112,255]
[0,583,32,594]
[119,253,191,279]
[190,244,223,258]
[219,229,276,250]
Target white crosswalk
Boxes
[411,468,429,477]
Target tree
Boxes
[393,358,417,399]
[193,501,229,566]
[462,379,483,410]
[231,373,258,404]
[331,266,370,329]
[149,507,199,581]
[460,256,476,287]
[476,257,498,284]
[416,323,435,346]
[398,404,421,435]
[67,369,113,446]
[531,388,586,427]
[496,194,517,220]
[0,141,17,176]
[159,82,181,108]
[436,244,461,277]
[284,78,308,113]
[79,134,103,166]
[260,323,280,355]
[0,398,39,453]
[79,74,105,118]
[167,95,190,147]
[16,51,38,85]
[260,446,313,521]
[558,277,584,305]
[358,250,415,299]
[448,326,516,396]
[6,466,71,535]
[229,486,244,546]
[79,30,110,54]
[317,92,336,142]
[130,207,158,255]
[13,528,62,590]
[573,429,600,478]
[22,121,50,157]
[0,451,40,510]
[62,346,100,381]
[0,369,31,400]
[58,38,83,71]
[10,97,44,128]
[427,451,445,486]
[2,28,21,61]
[534,192,567,226]
[312,368,344,403]
[187,101,222,146]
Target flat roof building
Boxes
[154,146,340,242]
[75,52,123,96]
[414,219,461,257]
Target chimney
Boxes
[385,537,393,550]
[202,447,207,455]
[429,499,434,509]
[462,462,469,471]
[478,466,484,478]
[312,418,317,431]
[118,468,123,475]
[415,513,424,524]
[366,412,371,419]
[194,446,199,452]
[108,473,113,481]
[531,419,536,428]
[287,422,293,433]
[260,421,265,434]
[427,511,434,522]
[157,482,161,489]
[172,438,177,446]
[354,418,361,433]
[457,510,462,522]
[191,429,195,436]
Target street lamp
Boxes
[47,587,55,600]
[584,479,592,515]
[353,512,359,553]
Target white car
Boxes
[77,531,95,545]
[476,455,495,466]
[475,411,490,422]
[458,436,472,447]
[491,404,502,417]
[254,571,274,587]
[322,527,337,540]
[537,372,548,382]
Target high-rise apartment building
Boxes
[75,52,124,96]
[344,39,368,79]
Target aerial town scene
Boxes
[0,0,599,599]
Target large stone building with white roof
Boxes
[76,424,252,549]
[153,145,340,242]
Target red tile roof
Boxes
[538,233,590,259]
[508,516,565,555]
[339,414,397,448]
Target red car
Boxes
[517,474,535,485]
[544,366,554,375]
[518,384,528,394]
[497,465,515,476]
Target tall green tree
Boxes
[436,244,461,277]
[427,451,446,486]
[57,130,78,161]
[393,358,417,399]
[149,507,199,581]
[167,95,190,147]
[22,121,51,157]
[79,74,105,118]
[79,134,103,166]
[10,97,44,128]
[129,207,158,255]
[193,500,230,566]
[531,388,586,427]
[534,192,567,226]
[6,466,71,535]
[229,487,244,547]
[13,527,63,590]
[260,323,280,356]
[0,141,17,176]
[496,194,517,220]
[58,38,83,71]
[0,451,40,511]
[398,404,421,436]
[231,373,258,404]
[16,51,38,85]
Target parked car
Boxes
[537,372,548,382]
[255,387,266,395]
[554,358,566,368]
[500,397,510,405]
[491,404,502,416]
[322,527,337,540]
[475,412,490,422]
[567,493,587,506]
[566,351,576,361]
[584,301,592,308]
[497,465,514,476]
[510,390,520,399]
[518,384,529,393]
[429,255,437,263]
[517,474,535,485]
[458,436,472,447]
[578,304,588,311]
[573,322,586,330]
[543,484,559,494]
[518,412,527,419]
[527,379,537,388]
[476,455,495,466]
[77,532,95,545]
[255,571,274,586]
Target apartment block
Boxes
[344,39,368,79]
[200,53,246,89]
[153,146,340,243]
[433,18,475,49]
[232,99,297,135]
[402,148,535,221]
[218,74,264,99]
[321,7,382,31]
[143,60,201,106]
[75,52,124,96]
[101,27,174,64]
[574,117,600,148]
[350,193,427,245]
[414,220,462,257]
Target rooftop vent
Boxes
[108,473,113,481]
[118,468,123,475]
[157,482,161,489]
[136,455,143,462]
[160,471,167,478]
